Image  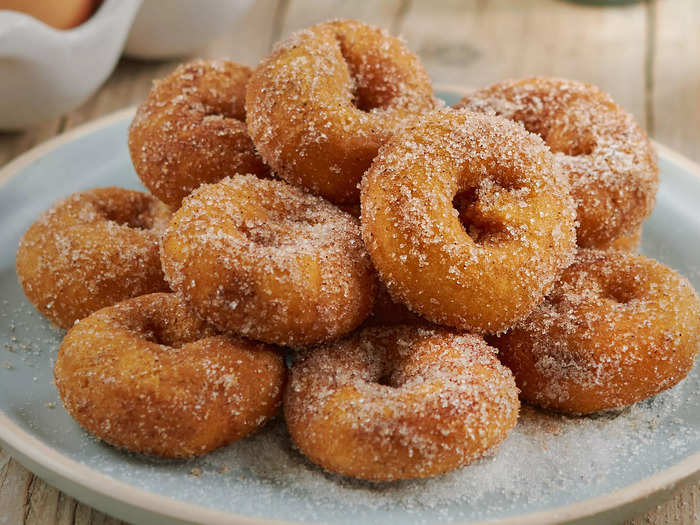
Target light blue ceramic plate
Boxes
[1,88,699,525]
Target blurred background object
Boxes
[0,0,101,30]
[0,0,140,129]
[0,0,257,129]
[124,0,255,59]
[567,0,642,4]
[1,0,697,164]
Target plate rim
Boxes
[1,86,699,525]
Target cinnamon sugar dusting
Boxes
[361,109,577,334]
[494,249,700,414]
[455,77,659,248]
[7,16,700,514]
[285,326,519,481]
[3,294,698,518]
[16,188,171,329]
[161,175,376,347]
[54,293,285,458]
[245,19,439,203]
[129,59,269,207]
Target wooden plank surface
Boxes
[278,0,405,38]
[0,1,698,523]
[199,0,283,67]
[398,0,648,123]
[650,0,700,162]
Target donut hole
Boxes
[140,319,190,349]
[376,373,395,387]
[517,118,549,139]
[504,110,596,157]
[202,103,245,123]
[373,368,407,389]
[453,187,507,244]
[602,282,638,305]
[236,198,327,248]
[335,35,393,113]
[96,199,158,231]
[547,131,596,157]
[546,105,597,156]
[351,91,385,113]
[369,355,410,389]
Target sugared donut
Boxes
[129,59,269,208]
[492,249,700,415]
[16,187,171,329]
[361,110,577,334]
[54,293,286,458]
[161,174,376,347]
[455,77,659,249]
[245,19,437,204]
[285,325,519,481]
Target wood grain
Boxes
[202,0,284,66]
[278,0,405,41]
[650,0,700,162]
[397,0,648,124]
[0,457,32,525]
[626,481,700,525]
[0,1,698,523]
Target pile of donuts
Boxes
[16,20,700,482]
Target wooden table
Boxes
[1,1,698,523]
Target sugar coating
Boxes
[198,381,697,520]
[455,77,659,249]
[54,293,286,458]
[245,19,438,204]
[15,187,171,329]
[129,59,270,208]
[161,175,377,347]
[3,297,698,518]
[14,24,693,502]
[361,109,577,334]
[493,249,700,414]
[285,325,519,481]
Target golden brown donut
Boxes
[492,249,700,415]
[361,109,577,334]
[161,175,376,347]
[54,293,286,458]
[455,77,659,249]
[245,19,437,204]
[16,187,171,329]
[129,59,269,208]
[284,325,519,481]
